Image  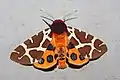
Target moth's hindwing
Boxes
[33,49,57,70]
[67,46,89,66]
[67,26,107,67]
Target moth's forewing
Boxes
[10,29,51,65]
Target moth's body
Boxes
[52,32,68,69]
[10,19,108,71]
[34,20,71,69]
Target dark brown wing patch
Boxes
[10,52,31,65]
[19,55,31,65]
[91,39,107,60]
[78,45,91,57]
[10,45,26,62]
[29,50,44,60]
[70,37,79,46]
[24,31,44,48]
[14,45,26,57]
[74,29,94,43]
[42,39,50,48]
[10,52,19,62]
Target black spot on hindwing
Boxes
[70,53,77,60]
[54,54,58,60]
[79,55,85,60]
[38,58,44,64]
[66,52,69,57]
[47,44,55,50]
[47,55,53,63]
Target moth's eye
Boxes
[38,58,44,64]
[47,55,53,63]
[67,42,75,49]
[47,44,55,50]
[79,55,85,60]
[70,53,77,60]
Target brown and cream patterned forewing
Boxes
[10,28,52,66]
[67,26,107,66]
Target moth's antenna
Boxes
[40,9,54,20]
[40,16,54,22]
[40,9,54,27]
[63,10,78,21]
[64,17,77,22]
[42,19,51,28]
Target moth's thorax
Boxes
[50,19,68,34]
[51,32,68,47]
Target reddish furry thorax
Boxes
[50,19,68,34]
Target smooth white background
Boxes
[0,0,120,80]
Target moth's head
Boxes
[40,10,77,34]
[51,19,68,34]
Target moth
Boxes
[10,10,107,71]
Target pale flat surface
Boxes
[0,0,120,80]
